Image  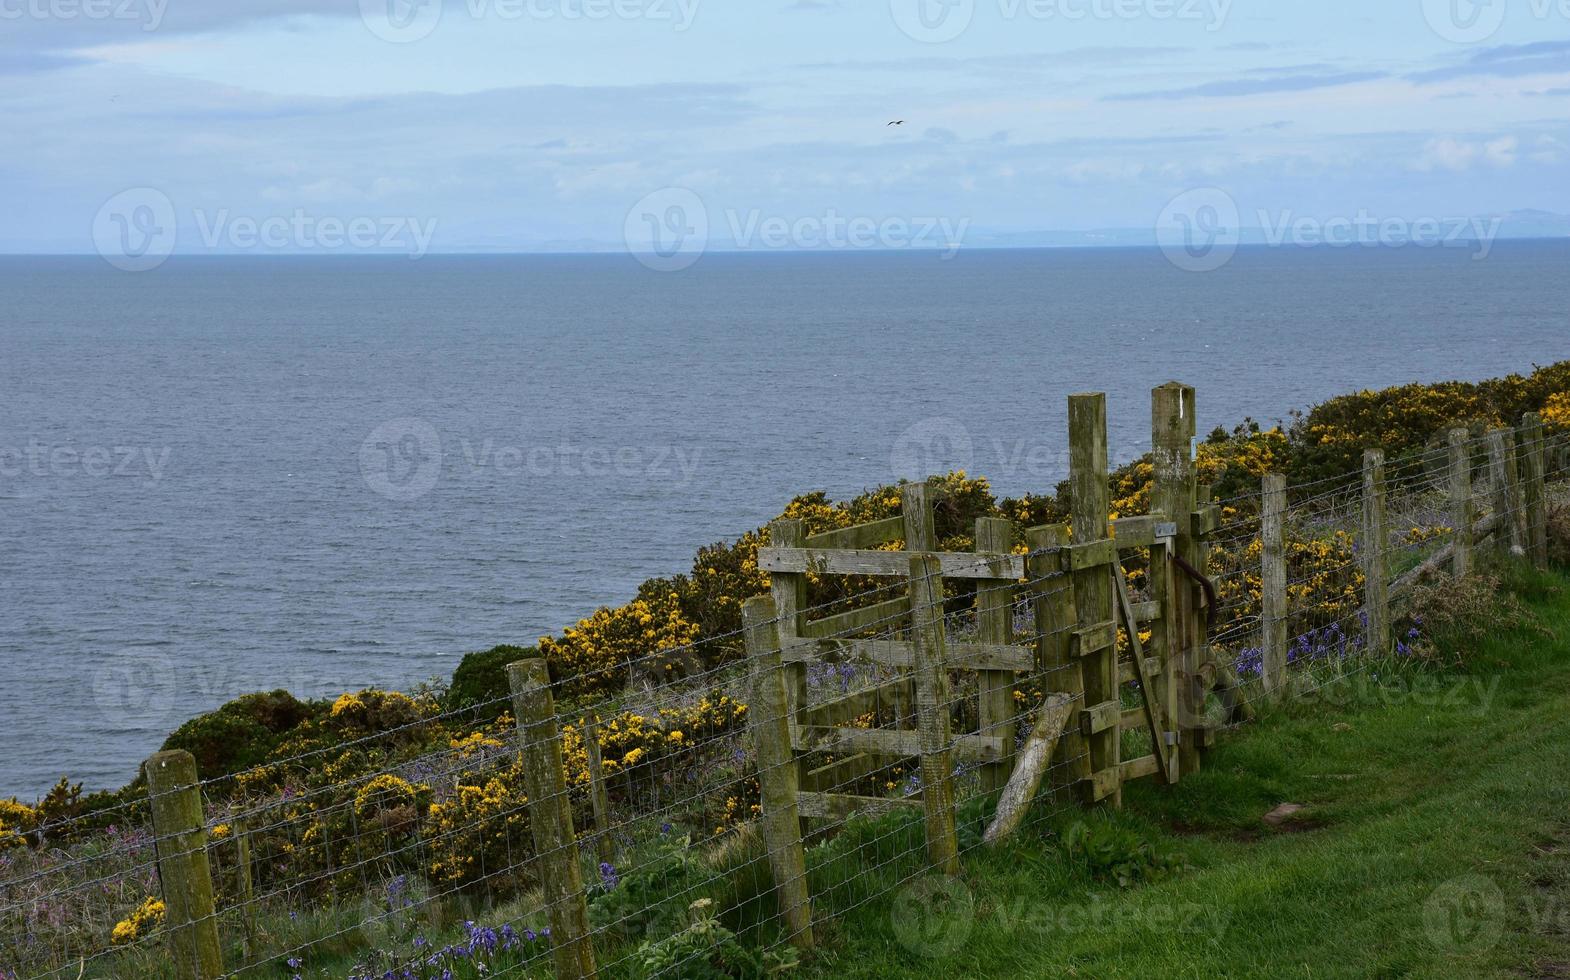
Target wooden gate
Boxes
[741,385,1221,950]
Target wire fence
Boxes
[3,418,1568,980]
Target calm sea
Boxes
[2,243,1567,798]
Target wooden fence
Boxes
[131,392,1560,980]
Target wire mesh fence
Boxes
[3,415,1568,980]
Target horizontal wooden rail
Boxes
[797,677,913,728]
[801,597,911,638]
[759,547,1024,580]
[796,791,921,821]
[791,725,1010,763]
[782,637,1034,672]
[803,516,904,550]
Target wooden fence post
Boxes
[143,750,223,980]
[1487,428,1527,555]
[900,482,936,731]
[1448,428,1473,578]
[741,597,814,948]
[507,660,597,980]
[1260,474,1288,694]
[1152,382,1200,777]
[767,518,815,806]
[1522,413,1550,569]
[1361,451,1391,656]
[909,552,960,874]
[974,516,1017,794]
[581,715,615,866]
[1027,523,1087,803]
[1069,392,1120,805]
[233,817,258,961]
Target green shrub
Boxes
[161,690,314,778]
[445,645,537,718]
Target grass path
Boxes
[804,567,1570,979]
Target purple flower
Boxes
[599,862,619,890]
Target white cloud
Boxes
[1415,135,1519,172]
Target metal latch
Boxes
[1155,522,1178,548]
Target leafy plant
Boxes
[1058,820,1187,888]
[633,898,798,979]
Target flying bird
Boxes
[887,120,904,126]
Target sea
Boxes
[2,241,1567,799]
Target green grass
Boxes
[800,562,1570,979]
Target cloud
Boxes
[1408,40,1570,84]
[1415,135,1519,172]
[1104,71,1387,101]
[798,47,1190,74]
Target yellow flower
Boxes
[111,897,165,946]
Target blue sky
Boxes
[3,0,1569,252]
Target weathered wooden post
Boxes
[1152,382,1200,777]
[741,597,814,947]
[1068,393,1120,805]
[909,552,961,874]
[974,516,1017,794]
[1361,451,1391,655]
[1522,413,1550,569]
[507,660,597,980]
[1448,428,1473,578]
[233,817,258,960]
[1486,428,1527,555]
[143,750,223,979]
[1260,474,1288,694]
[581,715,615,866]
[900,482,936,729]
[1027,523,1086,803]
[767,518,814,805]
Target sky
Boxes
[2,0,1569,254]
